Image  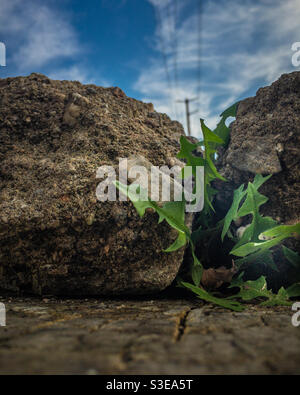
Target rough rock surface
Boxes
[0,73,186,296]
[215,71,300,225]
[0,296,299,374]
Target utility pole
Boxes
[177,98,198,136]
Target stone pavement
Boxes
[0,296,299,374]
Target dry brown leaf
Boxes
[201,261,237,290]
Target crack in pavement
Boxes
[173,308,192,342]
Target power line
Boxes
[166,1,178,119]
[196,0,202,105]
[154,4,175,116]
[171,0,179,93]
[172,0,180,119]
[154,0,202,136]
[177,0,202,137]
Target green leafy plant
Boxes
[177,122,225,216]
[114,102,300,311]
[220,176,300,272]
[213,101,239,147]
[231,222,300,264]
[282,246,300,268]
[228,274,295,307]
[181,281,245,312]
[286,283,300,297]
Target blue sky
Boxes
[0,0,299,136]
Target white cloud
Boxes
[15,7,79,68]
[48,65,94,84]
[48,65,111,87]
[0,0,79,70]
[0,0,112,89]
[137,0,300,137]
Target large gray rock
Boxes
[0,73,186,296]
[215,71,300,225]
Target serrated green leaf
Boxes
[252,174,272,190]
[200,119,226,182]
[115,181,191,252]
[201,120,225,146]
[231,236,284,257]
[220,101,239,119]
[230,175,278,256]
[164,231,187,252]
[230,276,269,300]
[114,180,155,217]
[260,287,291,307]
[223,175,275,246]
[213,118,230,146]
[198,119,227,214]
[177,136,205,168]
[235,250,278,271]
[282,246,300,268]
[157,200,184,226]
[229,276,291,306]
[177,135,198,160]
[191,264,203,287]
[213,101,239,147]
[286,283,300,298]
[232,223,300,260]
[180,281,245,312]
[262,223,300,238]
[237,182,268,218]
[221,184,246,241]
